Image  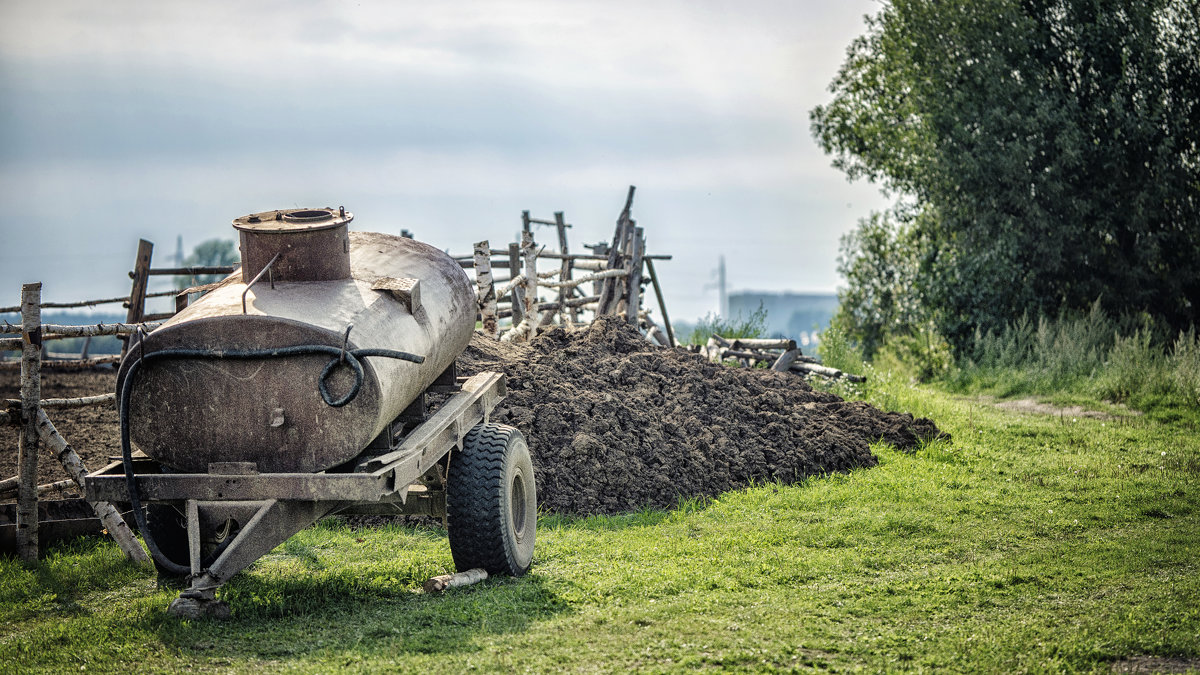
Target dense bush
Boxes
[813,0,1200,349]
[945,304,1200,414]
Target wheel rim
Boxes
[510,471,528,540]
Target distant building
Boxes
[727,291,839,348]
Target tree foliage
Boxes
[812,0,1200,349]
[176,239,239,288]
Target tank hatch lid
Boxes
[233,207,353,233]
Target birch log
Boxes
[0,478,77,501]
[641,313,670,347]
[0,355,121,371]
[473,240,498,339]
[36,393,116,409]
[522,230,538,321]
[17,282,42,562]
[424,567,488,593]
[539,268,626,288]
[34,408,151,565]
[733,338,797,352]
[0,321,164,338]
[501,232,539,343]
[789,362,867,383]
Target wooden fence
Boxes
[457,185,677,346]
[1,283,150,564]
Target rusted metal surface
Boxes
[89,372,506,505]
[86,470,391,502]
[233,207,353,282]
[118,230,476,474]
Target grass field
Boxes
[2,377,1197,673]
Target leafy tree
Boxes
[176,239,239,288]
[812,0,1200,349]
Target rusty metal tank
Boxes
[117,207,476,474]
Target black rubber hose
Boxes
[120,344,425,576]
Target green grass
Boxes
[2,380,1198,673]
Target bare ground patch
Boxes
[973,395,1141,420]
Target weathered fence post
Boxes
[16,282,42,562]
[598,186,635,315]
[627,227,644,326]
[507,242,525,327]
[474,240,498,339]
[644,258,676,347]
[554,212,575,328]
[125,239,154,324]
[121,239,153,357]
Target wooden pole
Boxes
[645,258,676,347]
[122,239,153,358]
[0,321,165,338]
[473,240,499,339]
[626,227,644,326]
[16,282,42,563]
[34,408,151,566]
[521,210,532,236]
[598,186,635,314]
[554,212,575,327]
[789,361,866,383]
[507,243,525,328]
[772,348,802,372]
[501,232,540,343]
[0,355,120,371]
[0,478,78,501]
[733,338,798,351]
[521,231,542,338]
[125,239,153,324]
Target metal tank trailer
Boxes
[84,207,536,618]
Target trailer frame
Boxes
[85,370,507,617]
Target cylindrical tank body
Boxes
[118,208,476,474]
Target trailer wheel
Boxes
[447,423,537,576]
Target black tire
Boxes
[447,423,537,576]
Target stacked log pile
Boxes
[692,335,866,383]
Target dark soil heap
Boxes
[2,318,946,516]
[459,316,945,515]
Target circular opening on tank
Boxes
[283,209,334,223]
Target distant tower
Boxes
[175,235,184,267]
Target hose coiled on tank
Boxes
[119,343,425,576]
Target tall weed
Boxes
[924,303,1198,416]
[685,304,768,345]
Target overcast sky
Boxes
[0,0,888,321]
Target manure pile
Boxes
[458,316,945,515]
